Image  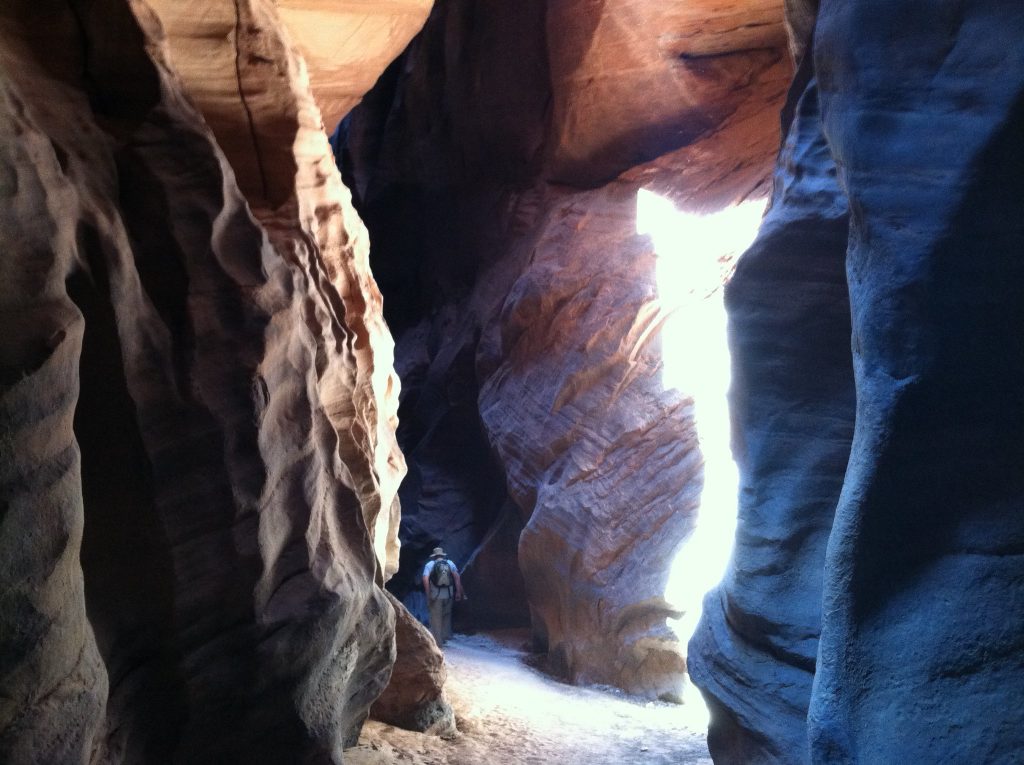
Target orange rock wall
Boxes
[345,0,791,700]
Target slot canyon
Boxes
[0,0,1021,763]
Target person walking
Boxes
[422,547,464,646]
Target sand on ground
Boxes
[345,630,713,765]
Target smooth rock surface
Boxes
[808,1,1024,761]
[690,1,1024,762]
[688,56,854,762]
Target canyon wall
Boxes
[687,54,855,761]
[0,0,429,761]
[690,0,1024,761]
[5,0,1014,760]
[345,0,791,698]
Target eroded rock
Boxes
[808,2,1024,760]
[0,0,427,760]
[371,592,455,734]
[346,0,790,700]
[687,56,854,761]
[690,2,1024,761]
[473,182,709,699]
[546,0,789,186]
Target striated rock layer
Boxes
[545,0,789,186]
[690,1,1024,761]
[345,0,791,699]
[0,0,428,761]
[476,183,705,699]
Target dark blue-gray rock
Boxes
[688,56,854,763]
[691,1,1024,762]
[809,1,1024,760]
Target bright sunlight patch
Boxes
[635,188,764,658]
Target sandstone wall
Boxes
[689,1,1024,761]
[345,0,791,698]
[688,57,854,761]
[0,0,428,761]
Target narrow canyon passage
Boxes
[348,631,712,765]
[3,1,1023,763]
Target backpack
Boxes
[430,559,453,588]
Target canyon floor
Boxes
[346,630,713,765]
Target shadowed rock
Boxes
[0,0,428,760]
[371,592,456,734]
[690,1,1024,761]
[688,56,854,761]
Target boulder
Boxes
[371,593,455,734]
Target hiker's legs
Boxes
[428,596,446,645]
[442,597,454,642]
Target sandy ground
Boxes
[345,631,713,765]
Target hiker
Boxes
[422,547,464,646]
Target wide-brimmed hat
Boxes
[430,547,446,558]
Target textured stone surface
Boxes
[148,0,417,583]
[688,57,853,762]
[809,1,1024,760]
[153,0,430,207]
[0,0,423,761]
[371,592,455,734]
[690,1,1024,762]
[346,0,790,699]
[277,0,433,129]
[546,0,788,186]
[476,184,703,699]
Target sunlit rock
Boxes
[546,0,789,186]
[477,187,692,700]
[148,0,416,580]
[345,0,790,701]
